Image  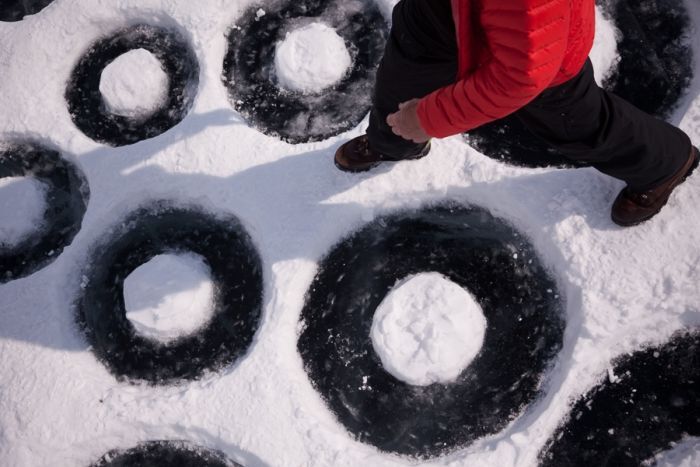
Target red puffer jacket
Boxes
[416,0,596,138]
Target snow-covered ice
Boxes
[371,273,487,386]
[274,22,352,94]
[0,0,698,465]
[123,252,215,344]
[0,176,46,247]
[99,48,170,119]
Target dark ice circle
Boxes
[92,441,242,466]
[298,204,565,458]
[0,142,89,284]
[541,331,699,467]
[222,0,388,144]
[466,0,694,169]
[0,0,54,22]
[75,203,263,385]
[65,24,199,147]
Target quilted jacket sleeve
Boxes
[416,0,571,138]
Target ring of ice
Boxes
[0,142,89,284]
[371,273,486,386]
[76,202,263,385]
[541,331,700,466]
[274,22,352,94]
[124,252,215,344]
[99,48,170,119]
[222,0,388,143]
[92,441,241,467]
[66,24,199,147]
[298,204,564,458]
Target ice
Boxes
[99,48,170,119]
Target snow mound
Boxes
[0,176,46,248]
[371,272,487,386]
[274,22,352,93]
[124,252,215,343]
[99,48,169,118]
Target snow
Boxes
[274,22,352,94]
[0,176,46,248]
[0,0,698,466]
[99,48,169,118]
[371,273,486,386]
[590,6,620,85]
[651,438,700,467]
[123,253,215,344]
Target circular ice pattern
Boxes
[66,24,199,147]
[75,202,263,385]
[540,331,699,467]
[0,142,89,284]
[92,440,242,466]
[222,0,388,143]
[298,204,565,458]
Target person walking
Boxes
[334,0,698,227]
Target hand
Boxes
[386,99,430,143]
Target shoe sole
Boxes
[612,147,699,227]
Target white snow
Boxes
[590,6,620,85]
[650,438,700,467]
[0,176,46,248]
[123,253,215,344]
[99,48,169,118]
[274,22,352,93]
[371,273,487,386]
[0,1,698,466]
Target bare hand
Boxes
[386,99,430,143]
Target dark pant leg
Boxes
[367,0,458,159]
[517,59,691,190]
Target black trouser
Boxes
[368,0,691,190]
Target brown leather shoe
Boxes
[334,134,430,173]
[611,146,698,227]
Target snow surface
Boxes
[371,273,486,386]
[99,48,169,118]
[651,438,700,467]
[0,0,698,466]
[123,253,215,344]
[0,176,46,248]
[274,22,352,94]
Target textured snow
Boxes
[0,176,46,248]
[274,22,352,94]
[371,273,486,386]
[99,48,169,118]
[124,253,215,344]
[0,0,698,466]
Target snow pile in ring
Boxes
[274,22,352,93]
[124,253,215,343]
[0,176,46,248]
[99,48,169,118]
[371,273,487,386]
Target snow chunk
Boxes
[591,6,621,86]
[99,48,169,119]
[274,22,352,94]
[371,273,487,386]
[0,176,46,248]
[124,253,215,344]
